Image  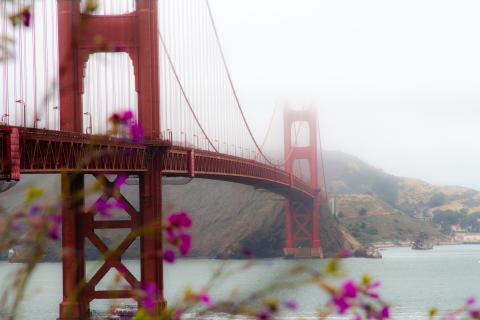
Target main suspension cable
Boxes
[158,28,218,153]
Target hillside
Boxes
[332,193,447,244]
[0,175,358,260]
[325,151,480,218]
[322,151,480,244]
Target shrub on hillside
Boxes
[358,208,368,216]
[428,192,447,208]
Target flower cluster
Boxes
[109,110,143,142]
[328,276,390,320]
[92,175,127,218]
[163,212,192,263]
[9,6,31,27]
[93,198,126,218]
[430,297,480,320]
[5,187,62,241]
[24,203,62,240]
[138,283,161,310]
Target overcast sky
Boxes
[209,0,480,189]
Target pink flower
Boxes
[46,214,62,240]
[114,175,127,188]
[330,280,360,314]
[256,310,271,320]
[367,281,381,290]
[342,280,358,299]
[199,293,212,306]
[333,296,350,314]
[172,308,184,320]
[22,8,31,26]
[467,297,476,306]
[470,309,480,318]
[163,212,193,261]
[369,292,380,299]
[28,204,40,216]
[365,279,382,300]
[283,299,298,310]
[122,110,133,122]
[168,212,192,228]
[22,203,62,240]
[114,198,127,210]
[93,198,125,217]
[10,220,22,231]
[166,227,176,242]
[379,306,390,319]
[163,250,176,263]
[129,123,143,142]
[140,283,158,310]
[179,234,191,255]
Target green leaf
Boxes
[133,309,150,320]
[25,187,44,204]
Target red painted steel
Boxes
[0,0,327,317]
[81,175,141,304]
[0,128,11,180]
[57,0,163,318]
[0,128,20,181]
[0,125,316,199]
[57,0,160,138]
[17,127,150,173]
[9,128,20,180]
[283,108,324,258]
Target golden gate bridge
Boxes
[0,0,327,318]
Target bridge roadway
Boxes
[0,125,316,200]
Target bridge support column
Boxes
[59,173,88,320]
[56,0,163,316]
[283,108,324,258]
[140,157,165,313]
[311,197,322,257]
[59,171,165,318]
[284,200,294,254]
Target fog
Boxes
[2,0,480,189]
[210,0,480,189]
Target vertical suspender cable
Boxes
[32,1,38,128]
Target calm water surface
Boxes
[1,245,480,319]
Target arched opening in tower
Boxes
[82,52,138,134]
[80,0,136,15]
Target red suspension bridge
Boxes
[0,0,327,318]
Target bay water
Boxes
[1,245,480,319]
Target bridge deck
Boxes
[0,126,315,199]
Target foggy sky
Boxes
[210,0,480,189]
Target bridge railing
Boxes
[0,126,150,173]
[161,147,316,198]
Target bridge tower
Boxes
[284,108,324,258]
[57,1,163,318]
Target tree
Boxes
[366,226,379,235]
[358,208,368,216]
[428,193,447,208]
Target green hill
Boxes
[324,151,478,244]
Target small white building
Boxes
[455,232,480,243]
